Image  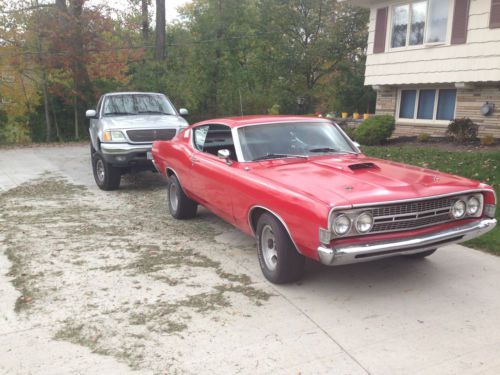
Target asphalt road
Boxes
[1,144,499,374]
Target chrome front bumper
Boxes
[100,142,152,155]
[318,218,497,266]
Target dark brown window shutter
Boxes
[373,7,388,54]
[491,0,500,28]
[451,0,470,44]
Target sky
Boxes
[87,0,190,22]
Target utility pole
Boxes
[155,0,166,60]
[142,0,149,43]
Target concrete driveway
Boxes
[0,144,499,375]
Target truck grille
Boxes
[368,197,455,234]
[126,129,176,143]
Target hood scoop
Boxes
[348,162,378,171]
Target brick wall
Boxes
[455,86,500,138]
[375,88,397,116]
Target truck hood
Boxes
[249,154,486,207]
[100,114,188,130]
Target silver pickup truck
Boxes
[86,92,189,190]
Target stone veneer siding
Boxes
[374,85,500,138]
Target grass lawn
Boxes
[363,145,500,256]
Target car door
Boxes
[187,124,237,223]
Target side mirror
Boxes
[86,109,97,118]
[179,108,189,116]
[353,141,361,148]
[217,149,232,165]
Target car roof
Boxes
[193,115,330,129]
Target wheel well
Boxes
[249,207,268,235]
[249,206,302,254]
[166,168,175,177]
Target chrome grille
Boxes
[368,197,455,234]
[127,129,176,143]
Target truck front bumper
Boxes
[317,218,497,266]
[100,143,153,167]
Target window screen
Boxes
[436,89,456,120]
[417,89,436,119]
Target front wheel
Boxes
[92,153,121,191]
[256,213,305,284]
[167,174,198,219]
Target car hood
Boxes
[249,154,486,207]
[100,114,188,129]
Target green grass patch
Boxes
[363,145,499,255]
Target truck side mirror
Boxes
[179,108,189,116]
[86,109,97,118]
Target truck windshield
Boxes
[103,94,176,116]
[237,121,357,162]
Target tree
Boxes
[155,0,165,60]
[142,0,149,43]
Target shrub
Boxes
[267,104,280,115]
[417,133,431,143]
[480,135,495,146]
[446,117,478,143]
[354,115,395,145]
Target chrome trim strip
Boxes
[318,218,497,266]
[247,205,303,255]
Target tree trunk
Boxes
[73,94,79,140]
[142,0,149,43]
[155,0,166,60]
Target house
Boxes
[350,0,500,138]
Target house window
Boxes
[391,0,449,48]
[398,88,456,121]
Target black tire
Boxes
[92,153,121,191]
[256,213,305,284]
[167,174,198,219]
[403,249,436,259]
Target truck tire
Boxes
[168,174,198,219]
[92,153,121,191]
[256,213,305,284]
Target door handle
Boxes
[191,155,199,163]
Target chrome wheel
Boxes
[169,182,179,212]
[261,224,278,271]
[96,159,105,183]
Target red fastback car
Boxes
[151,116,497,284]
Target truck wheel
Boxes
[168,174,197,219]
[92,153,121,191]
[256,213,305,284]
[403,249,436,259]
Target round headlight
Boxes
[451,200,466,219]
[355,212,373,233]
[333,214,351,236]
[467,196,480,216]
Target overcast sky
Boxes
[87,0,190,22]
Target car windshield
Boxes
[102,94,176,116]
[237,121,357,162]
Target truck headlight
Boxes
[333,214,351,236]
[103,131,126,142]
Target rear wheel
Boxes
[167,174,198,219]
[92,153,121,190]
[256,213,305,284]
[403,249,436,259]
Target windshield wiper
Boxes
[309,147,358,155]
[104,112,136,116]
[253,153,308,161]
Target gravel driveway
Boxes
[1,144,500,374]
